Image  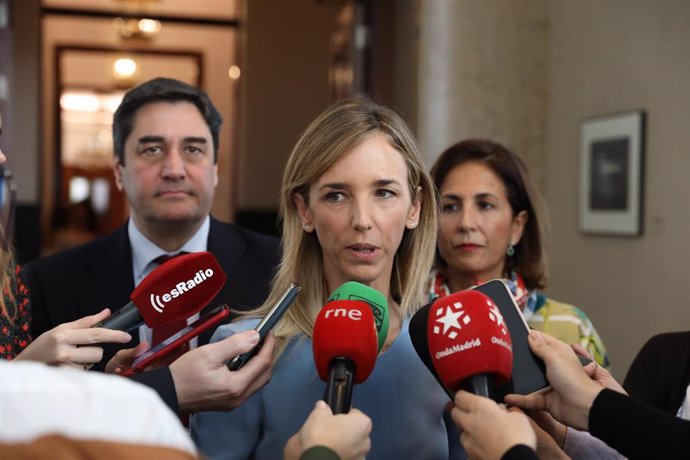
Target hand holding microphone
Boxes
[284,400,372,460]
[451,390,537,460]
[15,308,132,368]
[504,331,606,431]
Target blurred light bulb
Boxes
[138,18,161,35]
[228,65,241,80]
[113,58,137,78]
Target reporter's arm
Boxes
[507,332,690,459]
[588,389,690,460]
[561,427,624,460]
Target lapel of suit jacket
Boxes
[207,216,246,303]
[200,217,246,343]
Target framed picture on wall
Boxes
[579,110,646,236]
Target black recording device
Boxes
[227,283,301,370]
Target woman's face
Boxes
[295,133,421,296]
[437,161,526,285]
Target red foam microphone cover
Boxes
[427,290,513,391]
[131,251,226,328]
[313,300,378,384]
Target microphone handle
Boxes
[324,356,354,414]
[462,374,494,399]
[95,301,143,331]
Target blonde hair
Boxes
[244,98,437,359]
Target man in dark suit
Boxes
[22,78,279,412]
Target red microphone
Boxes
[427,290,512,398]
[313,300,378,414]
[96,252,227,331]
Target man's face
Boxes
[113,101,218,232]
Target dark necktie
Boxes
[150,252,194,425]
[150,253,191,358]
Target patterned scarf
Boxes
[429,270,539,318]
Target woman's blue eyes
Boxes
[325,192,345,202]
[324,189,396,202]
[375,189,395,198]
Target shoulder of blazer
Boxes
[23,225,132,282]
[207,217,280,263]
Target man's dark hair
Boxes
[112,77,222,164]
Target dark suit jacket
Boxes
[22,217,280,408]
[624,331,690,415]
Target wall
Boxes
[546,0,690,379]
[238,0,341,210]
[417,0,549,184]
[9,0,40,204]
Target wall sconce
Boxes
[113,17,162,40]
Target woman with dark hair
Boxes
[429,139,609,366]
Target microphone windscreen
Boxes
[131,252,226,328]
[327,281,389,351]
[313,300,378,384]
[427,290,513,392]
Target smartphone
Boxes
[471,280,549,397]
[120,305,230,377]
[227,283,301,370]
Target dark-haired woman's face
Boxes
[437,162,526,286]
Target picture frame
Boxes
[579,110,646,236]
